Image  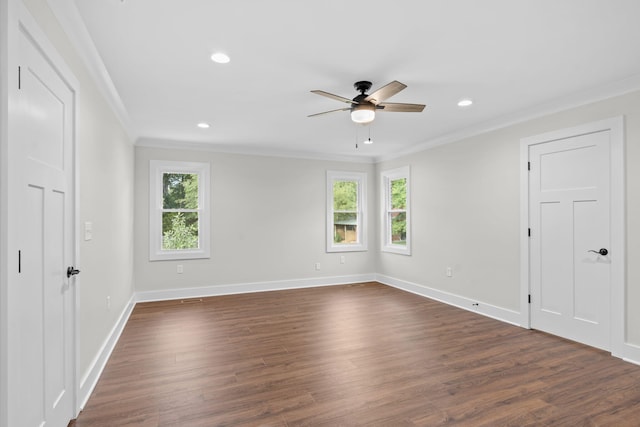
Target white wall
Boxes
[20,0,136,398]
[135,147,377,295]
[377,89,640,347]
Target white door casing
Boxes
[520,117,625,356]
[7,5,79,426]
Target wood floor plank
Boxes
[70,282,640,426]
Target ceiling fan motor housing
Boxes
[352,94,369,104]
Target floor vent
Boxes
[180,298,203,304]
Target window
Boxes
[382,166,411,255]
[149,160,210,260]
[326,171,367,252]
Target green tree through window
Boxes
[390,178,407,244]
[162,173,199,250]
[382,166,410,255]
[326,170,367,252]
[333,180,358,244]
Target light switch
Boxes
[84,222,93,241]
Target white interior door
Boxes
[11,17,77,427]
[529,130,611,350]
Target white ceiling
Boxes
[59,0,640,161]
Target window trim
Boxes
[149,160,210,261]
[326,170,367,253]
[381,166,411,255]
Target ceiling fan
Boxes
[309,80,426,124]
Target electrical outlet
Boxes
[446,267,453,277]
[340,255,345,264]
[315,262,321,270]
[177,264,183,274]
[106,296,111,310]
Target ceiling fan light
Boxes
[351,104,375,124]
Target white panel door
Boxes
[529,130,611,350]
[13,21,76,427]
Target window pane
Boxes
[162,212,199,250]
[333,212,358,244]
[390,212,406,245]
[163,173,199,209]
[333,180,358,211]
[390,178,406,210]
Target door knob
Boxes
[588,248,608,256]
[66,266,80,278]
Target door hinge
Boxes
[18,66,21,90]
[527,161,530,171]
[528,294,531,304]
[18,250,21,273]
[528,228,531,237]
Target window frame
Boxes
[326,170,368,253]
[381,166,411,255]
[149,160,210,261]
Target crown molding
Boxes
[375,73,640,163]
[46,0,136,141]
[136,137,377,164]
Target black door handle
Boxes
[588,248,608,256]
[67,266,80,278]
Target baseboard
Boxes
[135,274,377,303]
[376,274,523,327]
[78,295,136,411]
[617,342,640,366]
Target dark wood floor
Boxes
[71,282,640,426]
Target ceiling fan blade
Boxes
[365,81,407,105]
[310,90,354,104]
[378,102,426,112]
[308,107,351,117]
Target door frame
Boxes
[0,0,12,424]
[519,117,625,356]
[3,2,81,424]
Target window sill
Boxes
[381,245,411,256]
[149,249,210,261]
[327,244,368,253]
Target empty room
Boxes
[2,1,640,426]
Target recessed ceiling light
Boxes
[197,122,210,129]
[210,52,230,64]
[457,99,473,107]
